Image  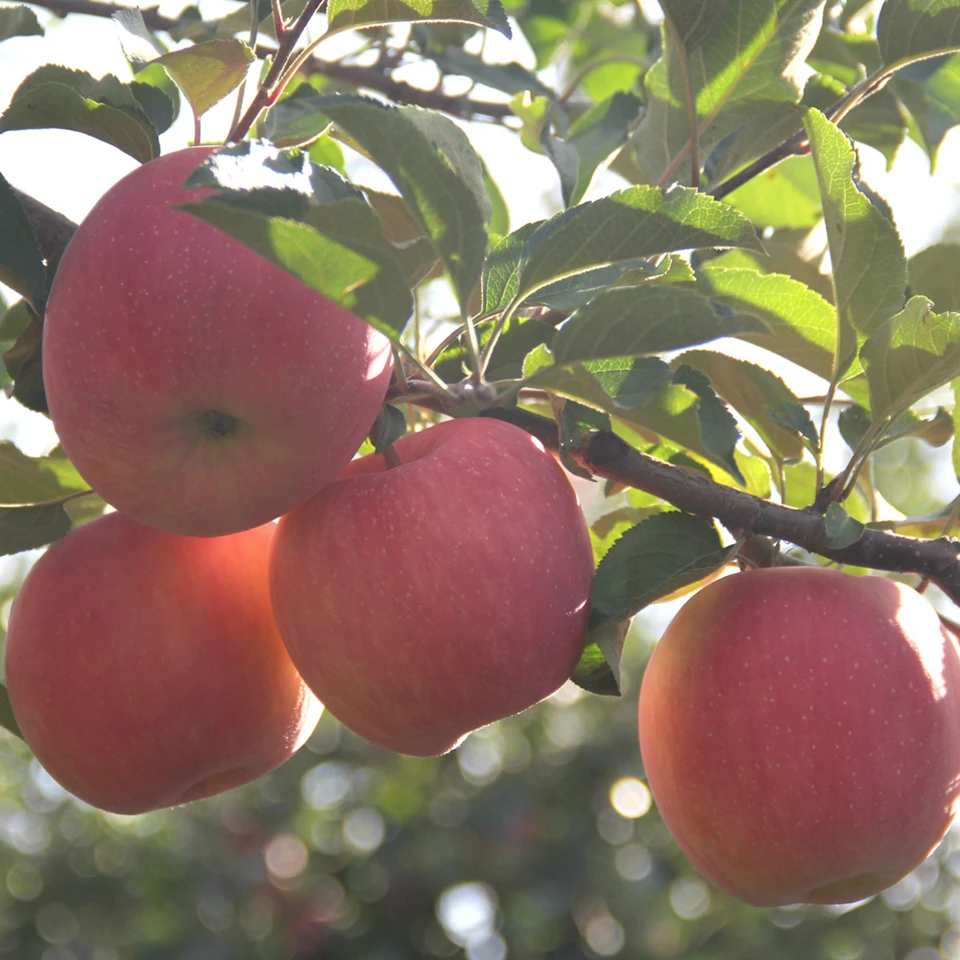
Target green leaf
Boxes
[0,174,46,312]
[182,142,414,336]
[327,0,511,37]
[672,364,745,484]
[571,618,629,697]
[878,0,960,63]
[861,294,960,421]
[804,108,907,378]
[155,39,255,119]
[0,67,160,162]
[0,502,72,556]
[260,84,335,148]
[527,260,663,313]
[695,265,838,380]
[2,314,45,413]
[310,95,490,310]
[556,398,612,453]
[590,511,734,621]
[893,55,960,167]
[183,202,412,337]
[909,243,960,312]
[824,502,865,549]
[674,349,814,460]
[0,5,43,43]
[488,186,762,312]
[425,45,553,98]
[0,443,87,504]
[551,285,767,364]
[533,356,746,483]
[632,0,825,186]
[372,404,408,453]
[0,685,23,741]
[838,403,954,450]
[724,155,823,230]
[481,222,541,313]
[435,315,555,382]
[543,92,643,207]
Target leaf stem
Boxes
[226,0,327,143]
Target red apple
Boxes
[42,147,394,537]
[269,416,595,755]
[639,566,960,906]
[4,512,323,814]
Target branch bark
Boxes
[479,409,960,607]
[22,0,514,121]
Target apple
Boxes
[4,512,323,814]
[42,147,394,537]
[638,566,960,906]
[269,416,595,755]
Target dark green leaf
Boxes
[556,398,611,454]
[839,404,954,451]
[570,619,629,697]
[309,95,490,310]
[893,54,960,166]
[0,502,72,556]
[672,364,744,484]
[0,685,23,741]
[824,502,865,549]
[0,173,46,312]
[674,349,815,460]
[519,186,763,297]
[590,511,734,621]
[434,315,555,382]
[2,314,46,413]
[527,259,661,313]
[425,46,553,98]
[485,186,762,313]
[0,5,43,43]
[878,0,960,63]
[531,356,746,483]
[551,285,767,364]
[0,70,159,162]
[260,84,336,148]
[372,405,408,453]
[544,92,643,207]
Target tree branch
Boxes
[22,0,514,121]
[479,409,960,607]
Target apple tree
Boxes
[5,0,960,954]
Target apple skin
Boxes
[4,512,323,814]
[269,416,595,755]
[42,147,393,537]
[638,566,960,907]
